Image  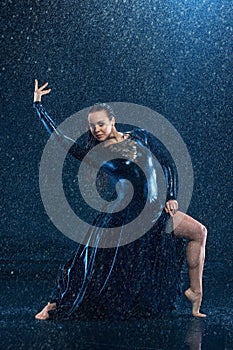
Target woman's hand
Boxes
[165,199,178,217]
[34,79,51,102]
[111,124,124,142]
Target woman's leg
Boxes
[34,250,80,320]
[172,211,207,317]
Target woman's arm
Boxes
[143,129,179,215]
[33,80,87,161]
[132,128,178,202]
[149,135,178,201]
[33,101,88,161]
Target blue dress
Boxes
[34,102,185,320]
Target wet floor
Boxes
[1,260,232,350]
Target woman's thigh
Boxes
[172,211,207,241]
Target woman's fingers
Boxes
[34,80,51,102]
[165,200,178,217]
[35,79,38,91]
[34,80,49,92]
[41,88,51,95]
[39,82,49,91]
[34,80,51,94]
[165,207,174,217]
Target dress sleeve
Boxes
[132,128,178,201]
[33,101,88,162]
[145,130,178,201]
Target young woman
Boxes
[33,80,207,320]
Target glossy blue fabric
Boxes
[34,102,185,320]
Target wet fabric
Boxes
[34,102,185,320]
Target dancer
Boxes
[33,80,207,320]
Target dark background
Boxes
[1,0,232,348]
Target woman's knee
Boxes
[198,224,207,243]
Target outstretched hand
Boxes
[34,79,51,102]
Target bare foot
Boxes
[35,302,56,320]
[185,288,206,318]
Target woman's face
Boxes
[88,110,115,141]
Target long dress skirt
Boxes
[47,138,185,320]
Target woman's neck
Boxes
[103,132,130,147]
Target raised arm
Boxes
[33,80,87,162]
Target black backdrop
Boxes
[1,1,232,284]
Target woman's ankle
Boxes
[47,302,57,309]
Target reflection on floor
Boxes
[1,264,232,349]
